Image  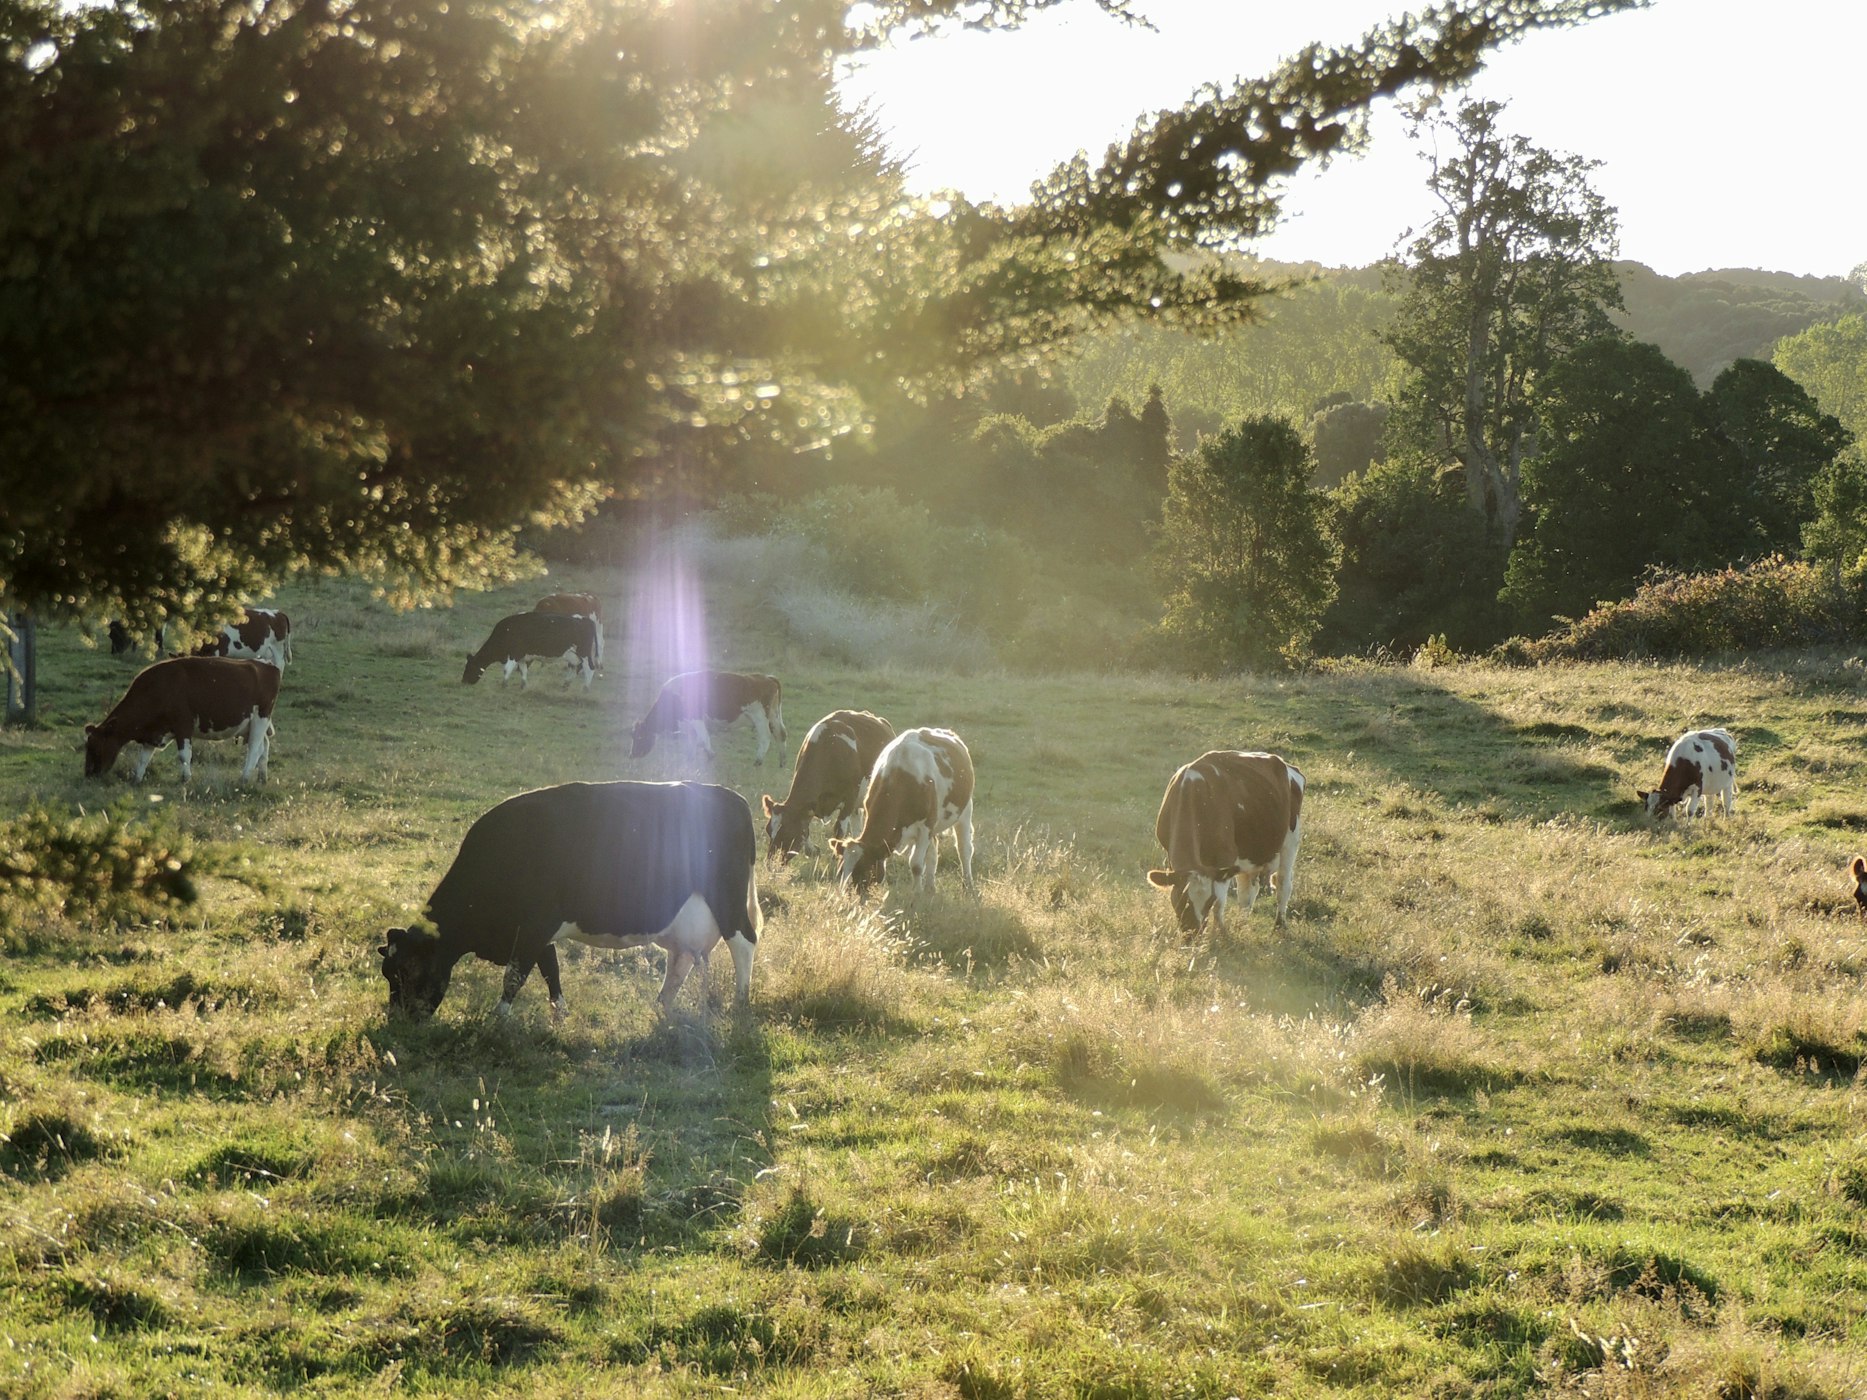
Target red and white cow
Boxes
[630,670,786,766]
[1639,728,1736,819]
[1850,856,1867,921]
[1148,750,1304,936]
[533,592,603,667]
[194,606,292,668]
[84,656,281,784]
[761,710,896,863]
[830,728,975,893]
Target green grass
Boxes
[6,556,1867,1395]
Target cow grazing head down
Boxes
[1851,857,1867,920]
[461,654,489,686]
[82,721,120,778]
[1146,868,1231,936]
[629,720,655,758]
[1639,728,1737,820]
[828,835,888,893]
[379,927,453,1020]
[761,794,809,864]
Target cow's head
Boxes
[82,721,122,778]
[829,836,886,894]
[460,654,487,686]
[630,721,656,758]
[1636,788,1677,819]
[1146,867,1231,936]
[761,794,808,864]
[379,926,453,1019]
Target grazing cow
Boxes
[193,606,292,668]
[533,592,604,666]
[1148,750,1305,936]
[830,727,975,894]
[1639,728,1737,819]
[83,656,280,784]
[107,620,135,655]
[379,781,761,1020]
[462,612,599,689]
[631,670,786,766]
[761,710,896,863]
[1851,857,1867,921]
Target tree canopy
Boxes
[0,0,1643,629]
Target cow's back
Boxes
[1159,751,1295,874]
[430,781,757,943]
[122,656,279,727]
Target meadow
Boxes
[6,539,1867,1397]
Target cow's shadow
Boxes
[374,949,776,1261]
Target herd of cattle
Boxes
[75,596,1769,1022]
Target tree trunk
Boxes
[4,609,36,725]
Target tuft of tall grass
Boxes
[1350,976,1500,1097]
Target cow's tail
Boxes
[768,678,786,749]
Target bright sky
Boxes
[838,0,1866,279]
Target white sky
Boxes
[838,0,1867,279]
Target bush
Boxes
[0,802,198,930]
[1506,556,1864,662]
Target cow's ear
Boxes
[83,723,96,735]
[1635,790,1649,802]
[1853,856,1866,879]
[1146,869,1176,889]
[761,794,776,816]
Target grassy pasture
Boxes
[6,555,1867,1396]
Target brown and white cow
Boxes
[1638,728,1736,819]
[1148,751,1304,936]
[830,727,975,894]
[84,656,280,784]
[761,710,896,863]
[630,670,786,766]
[1850,857,1867,921]
[194,606,292,668]
[533,592,603,667]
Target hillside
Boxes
[4,546,1867,1395]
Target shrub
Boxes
[0,802,198,931]
[1505,557,1865,662]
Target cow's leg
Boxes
[954,803,976,891]
[537,944,566,1021]
[1237,872,1260,915]
[657,947,697,1011]
[518,660,531,690]
[495,955,537,1016]
[239,709,269,783]
[746,704,772,765]
[1273,826,1302,927]
[501,659,518,686]
[727,932,755,1003]
[1207,877,1230,939]
[904,822,934,889]
[127,742,158,783]
[176,737,194,783]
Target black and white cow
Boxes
[379,781,762,1020]
[830,727,975,894]
[761,709,896,863]
[1148,750,1305,936]
[462,612,599,689]
[533,592,604,667]
[630,670,786,765]
[1638,728,1736,819]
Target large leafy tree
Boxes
[0,0,1642,632]
[1154,415,1337,670]
[1382,96,1623,546]
[1500,338,1743,629]
[1705,359,1851,556]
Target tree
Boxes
[1154,415,1337,670]
[1705,359,1851,556]
[1500,338,1742,630]
[1383,97,1623,546]
[1774,312,1867,445]
[0,0,1641,628]
[1323,456,1506,652]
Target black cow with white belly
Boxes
[380,781,762,1020]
